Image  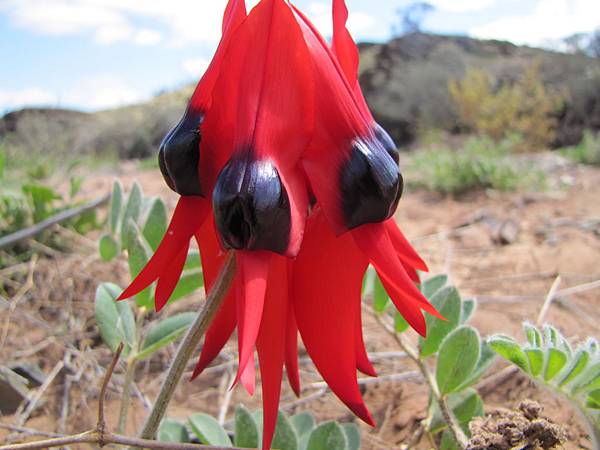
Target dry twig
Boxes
[16,360,64,427]
[0,342,247,450]
[0,195,110,250]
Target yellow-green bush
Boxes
[449,63,564,150]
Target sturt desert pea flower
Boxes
[119,1,441,448]
[119,0,248,311]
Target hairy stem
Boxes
[117,308,146,435]
[577,403,600,450]
[136,252,237,442]
[117,359,137,435]
[375,314,469,448]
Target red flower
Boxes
[119,1,441,448]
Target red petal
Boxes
[331,0,373,120]
[285,296,301,396]
[201,0,313,256]
[233,251,269,388]
[189,0,247,112]
[154,241,189,312]
[403,263,421,284]
[331,0,359,92]
[118,197,208,301]
[355,306,377,377]
[256,256,289,450]
[280,170,309,257]
[352,223,443,334]
[292,5,372,234]
[222,0,246,34]
[292,210,374,426]
[240,352,256,396]
[201,0,313,188]
[385,219,428,272]
[230,272,257,396]
[191,219,237,380]
[379,275,427,336]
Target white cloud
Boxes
[0,0,377,47]
[62,75,145,110]
[133,29,163,46]
[5,1,126,35]
[0,88,58,111]
[0,0,228,46]
[94,23,133,45]
[347,12,376,34]
[0,77,146,112]
[182,58,211,78]
[471,0,600,46]
[428,0,495,13]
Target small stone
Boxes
[495,220,520,245]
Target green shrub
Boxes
[407,136,545,195]
[365,271,494,448]
[0,146,101,268]
[561,131,600,166]
[156,407,361,450]
[489,324,600,447]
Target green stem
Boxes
[577,403,600,450]
[117,359,137,435]
[375,314,469,448]
[135,252,237,444]
[117,306,146,435]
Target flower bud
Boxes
[340,135,403,230]
[158,109,204,196]
[213,150,291,254]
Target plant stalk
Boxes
[117,307,146,435]
[375,314,469,448]
[136,252,236,443]
[117,359,137,434]
[578,403,600,450]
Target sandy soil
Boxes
[1,155,598,449]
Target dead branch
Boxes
[0,194,110,250]
[0,341,247,450]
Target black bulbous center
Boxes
[212,149,291,254]
[158,108,204,196]
[373,123,400,164]
[340,134,403,230]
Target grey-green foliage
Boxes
[488,323,600,439]
[95,183,203,358]
[369,272,494,446]
[98,180,204,309]
[158,419,189,443]
[158,407,361,450]
[94,281,196,362]
[188,413,233,447]
[94,283,135,355]
[137,312,196,360]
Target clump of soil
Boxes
[467,400,568,450]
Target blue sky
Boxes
[1,0,599,113]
